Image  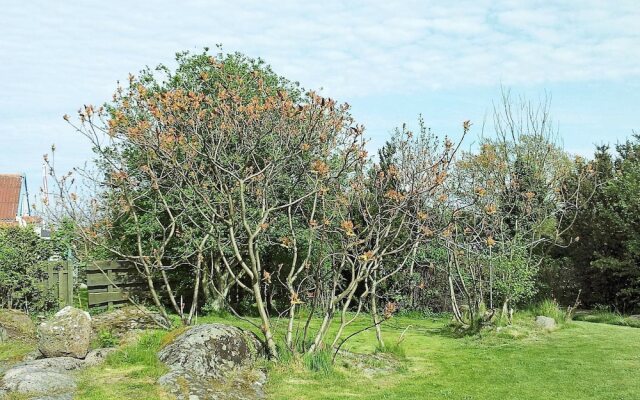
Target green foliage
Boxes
[201,300,231,317]
[493,243,538,305]
[546,136,640,312]
[0,225,57,312]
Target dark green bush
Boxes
[0,225,57,312]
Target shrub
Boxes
[201,300,231,318]
[0,225,57,312]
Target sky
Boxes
[1,0,639,192]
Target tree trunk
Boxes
[501,297,511,324]
[370,279,384,348]
[252,280,278,358]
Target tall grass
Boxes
[302,349,334,374]
[573,309,640,328]
[375,341,406,359]
[531,299,565,323]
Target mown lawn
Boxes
[262,316,640,400]
[71,313,640,399]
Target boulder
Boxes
[535,315,557,330]
[158,323,266,400]
[38,306,92,359]
[0,348,114,399]
[91,305,168,339]
[0,308,37,342]
[0,357,84,398]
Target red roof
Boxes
[0,174,23,224]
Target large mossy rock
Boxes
[158,323,266,400]
[0,309,37,342]
[38,306,92,359]
[91,305,168,339]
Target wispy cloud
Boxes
[1,0,639,181]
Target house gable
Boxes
[0,174,24,224]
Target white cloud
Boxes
[2,0,639,103]
[0,0,639,183]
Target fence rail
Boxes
[86,261,147,309]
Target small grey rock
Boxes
[83,348,117,367]
[535,315,557,330]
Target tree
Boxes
[53,49,364,357]
[442,91,592,327]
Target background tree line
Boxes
[542,135,640,313]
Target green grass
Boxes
[302,349,334,375]
[530,298,566,323]
[0,339,35,365]
[68,312,640,400]
[375,341,407,359]
[261,316,640,399]
[75,330,172,400]
[574,310,640,328]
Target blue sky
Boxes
[1,1,639,189]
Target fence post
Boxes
[58,266,65,305]
[107,261,116,310]
[66,261,74,306]
[47,262,57,300]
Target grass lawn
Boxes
[262,315,640,400]
[71,312,640,400]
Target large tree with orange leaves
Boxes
[56,49,365,357]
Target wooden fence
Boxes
[45,261,74,306]
[86,261,147,309]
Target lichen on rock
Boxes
[158,323,266,400]
[38,306,92,359]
